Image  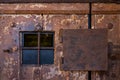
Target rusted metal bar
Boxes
[88,2,92,29]
[92,10,120,14]
[88,2,92,80]
[0,10,120,14]
[0,10,88,14]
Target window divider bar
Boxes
[19,32,22,65]
[40,47,54,50]
[22,47,38,49]
[20,31,55,33]
[38,32,40,65]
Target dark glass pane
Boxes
[22,50,38,64]
[24,34,38,47]
[40,33,54,47]
[40,50,54,64]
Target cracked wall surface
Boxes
[0,3,120,80]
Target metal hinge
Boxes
[59,29,63,43]
[108,42,120,60]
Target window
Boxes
[20,31,54,65]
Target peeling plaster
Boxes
[30,4,47,8]
[97,15,105,24]
[44,66,60,79]
[0,14,120,80]
[95,73,101,80]
[3,26,10,34]
[14,5,20,10]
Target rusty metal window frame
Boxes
[19,31,55,66]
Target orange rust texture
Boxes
[0,3,120,80]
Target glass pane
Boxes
[40,49,54,64]
[22,50,38,64]
[24,34,38,47]
[40,33,54,47]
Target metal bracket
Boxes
[3,46,18,53]
[61,57,64,64]
[59,29,63,43]
[3,48,12,53]
[108,42,120,60]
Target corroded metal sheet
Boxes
[0,0,118,3]
[61,29,108,71]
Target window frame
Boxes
[19,31,55,66]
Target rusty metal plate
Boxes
[61,29,108,71]
[0,0,118,3]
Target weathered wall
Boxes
[92,15,120,80]
[0,3,120,80]
[0,3,120,14]
[0,14,88,80]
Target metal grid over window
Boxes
[20,31,54,65]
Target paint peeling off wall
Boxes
[0,14,88,80]
[0,7,120,80]
[0,3,89,11]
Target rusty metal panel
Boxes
[0,0,118,3]
[61,29,108,71]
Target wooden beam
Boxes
[0,0,119,3]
